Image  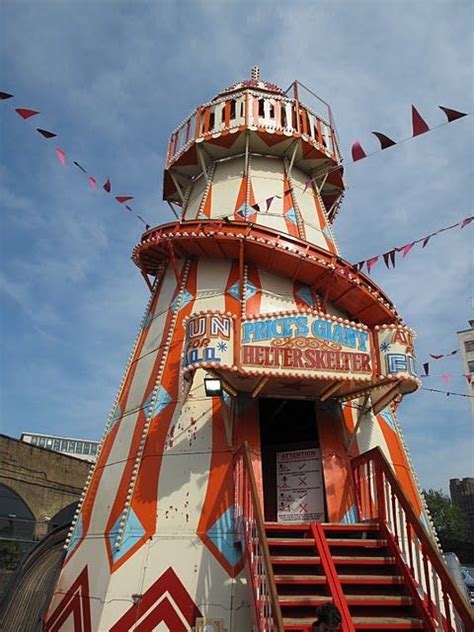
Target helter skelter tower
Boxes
[45,69,472,632]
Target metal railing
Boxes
[352,448,474,632]
[166,90,340,167]
[234,442,284,632]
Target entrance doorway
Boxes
[259,399,326,523]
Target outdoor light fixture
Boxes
[204,376,223,397]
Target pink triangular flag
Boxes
[56,147,66,166]
[400,242,415,257]
[88,177,97,190]
[461,216,474,229]
[351,141,367,162]
[103,178,112,193]
[115,196,134,204]
[265,197,273,212]
[441,374,451,383]
[412,106,430,136]
[465,374,472,384]
[366,256,379,273]
[15,108,39,120]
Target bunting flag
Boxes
[423,362,430,377]
[349,103,470,165]
[366,256,379,273]
[353,214,473,274]
[351,141,367,162]
[400,242,415,257]
[15,108,39,120]
[465,374,473,384]
[1,89,151,227]
[411,105,430,136]
[73,161,87,173]
[372,131,396,150]
[37,128,57,139]
[429,350,458,360]
[56,147,66,166]
[439,106,468,122]
[441,374,451,383]
[265,196,274,212]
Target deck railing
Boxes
[352,447,474,632]
[166,90,340,167]
[234,442,284,632]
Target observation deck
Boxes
[163,74,345,222]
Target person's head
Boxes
[311,603,342,631]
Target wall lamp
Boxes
[204,376,223,397]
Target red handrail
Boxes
[352,447,473,631]
[310,524,355,632]
[234,442,284,632]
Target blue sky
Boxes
[1,1,472,491]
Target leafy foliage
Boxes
[423,489,472,542]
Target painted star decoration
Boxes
[380,341,391,352]
[217,342,227,352]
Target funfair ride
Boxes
[44,68,473,632]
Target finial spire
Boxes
[251,65,260,80]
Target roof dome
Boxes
[214,66,284,100]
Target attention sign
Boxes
[240,312,372,379]
[276,448,325,522]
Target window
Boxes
[258,98,265,117]
[68,441,76,453]
[82,443,90,455]
[30,436,38,445]
[75,442,83,454]
[464,339,474,353]
[61,440,68,451]
[468,360,474,373]
[91,444,98,455]
[46,438,53,449]
[53,439,60,450]
[38,437,46,447]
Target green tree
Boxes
[423,488,471,542]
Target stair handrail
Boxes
[233,442,284,632]
[352,447,474,631]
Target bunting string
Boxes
[420,387,473,399]
[1,89,471,235]
[1,91,151,228]
[351,215,473,274]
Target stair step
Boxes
[346,594,414,606]
[353,617,425,629]
[339,574,404,585]
[323,522,380,531]
[283,616,424,630]
[274,574,326,584]
[326,538,386,547]
[333,555,395,565]
[267,538,315,546]
[270,555,321,565]
[279,595,329,606]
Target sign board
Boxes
[241,312,372,380]
[376,326,417,381]
[276,448,325,523]
[182,312,235,371]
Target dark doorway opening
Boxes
[259,398,324,522]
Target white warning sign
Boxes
[276,448,325,523]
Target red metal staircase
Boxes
[266,520,426,630]
[234,443,474,632]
